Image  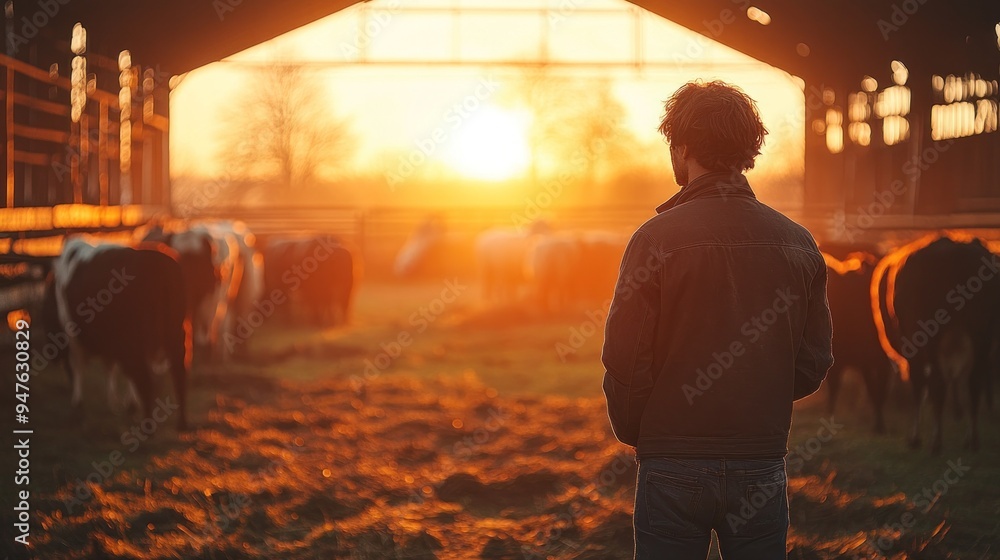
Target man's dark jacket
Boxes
[602,171,833,458]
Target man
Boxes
[602,80,833,559]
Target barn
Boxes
[4,2,1000,557]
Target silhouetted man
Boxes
[602,80,833,559]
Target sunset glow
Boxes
[441,106,531,181]
[169,0,806,209]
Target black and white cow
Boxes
[142,225,218,332]
[47,237,190,430]
[144,220,265,362]
[203,220,265,359]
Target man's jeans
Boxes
[634,457,788,559]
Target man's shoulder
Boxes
[637,200,821,257]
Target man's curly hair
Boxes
[658,80,768,172]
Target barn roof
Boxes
[27,0,1000,83]
[644,0,1000,84]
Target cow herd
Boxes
[400,223,1000,454]
[35,215,1000,454]
[395,220,630,310]
[824,233,1000,454]
[40,220,357,431]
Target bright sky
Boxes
[169,0,805,184]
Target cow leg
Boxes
[340,281,354,326]
[168,336,189,432]
[908,363,927,449]
[125,361,155,428]
[67,341,87,413]
[966,341,990,452]
[928,372,946,456]
[334,298,346,327]
[105,363,138,416]
[967,377,981,452]
[219,310,234,363]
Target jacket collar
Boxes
[655,171,757,214]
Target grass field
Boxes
[2,280,999,559]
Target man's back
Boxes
[602,171,831,459]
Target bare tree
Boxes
[503,70,638,195]
[220,61,352,190]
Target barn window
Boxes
[873,61,910,146]
[746,6,771,25]
[931,73,999,140]
[825,108,844,153]
[847,92,872,146]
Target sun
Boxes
[442,106,531,181]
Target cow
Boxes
[874,234,1000,454]
[202,220,265,360]
[46,237,190,430]
[394,216,447,278]
[820,243,892,433]
[526,232,580,311]
[391,218,481,281]
[475,221,549,304]
[262,235,355,326]
[142,224,223,362]
[573,231,628,303]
